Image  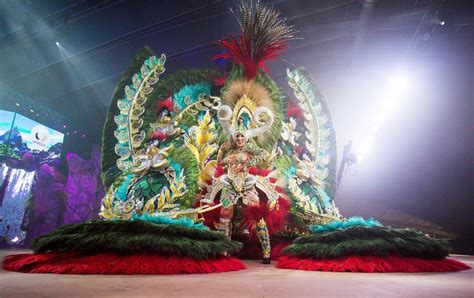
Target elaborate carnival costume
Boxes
[203,102,278,263]
[3,1,469,274]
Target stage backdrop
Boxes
[0,110,68,246]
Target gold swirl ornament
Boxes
[122,199,136,213]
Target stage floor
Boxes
[1,250,472,297]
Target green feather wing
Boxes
[287,67,338,200]
[101,49,220,189]
[101,47,154,188]
[139,69,221,148]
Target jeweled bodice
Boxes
[225,150,251,176]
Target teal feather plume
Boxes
[131,213,209,230]
[115,174,134,202]
[309,217,382,234]
[173,82,211,110]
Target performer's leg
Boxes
[216,206,234,240]
[256,218,271,264]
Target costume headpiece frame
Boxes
[217,95,274,140]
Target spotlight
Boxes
[30,109,34,113]
[367,134,376,144]
[359,143,371,156]
[375,113,386,124]
[388,74,410,95]
[55,41,60,46]
[15,102,20,106]
[440,21,445,26]
[382,98,397,112]
[387,68,414,97]
[63,125,67,128]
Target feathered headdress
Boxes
[217,103,274,141]
[218,78,276,143]
[214,0,298,79]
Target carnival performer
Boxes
[203,103,276,264]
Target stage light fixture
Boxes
[30,109,34,113]
[440,21,445,26]
[15,103,20,106]
[56,41,60,46]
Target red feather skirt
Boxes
[3,252,246,275]
[277,255,470,273]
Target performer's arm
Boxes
[217,140,230,163]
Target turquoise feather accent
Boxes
[168,160,182,176]
[173,83,211,110]
[131,213,210,230]
[309,216,382,233]
[317,187,331,207]
[285,166,296,179]
[115,174,134,202]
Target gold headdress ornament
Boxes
[217,78,276,141]
[217,95,274,140]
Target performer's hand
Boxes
[221,140,230,150]
[222,156,229,165]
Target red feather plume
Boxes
[214,1,297,79]
[156,97,173,112]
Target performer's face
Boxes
[235,132,246,148]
